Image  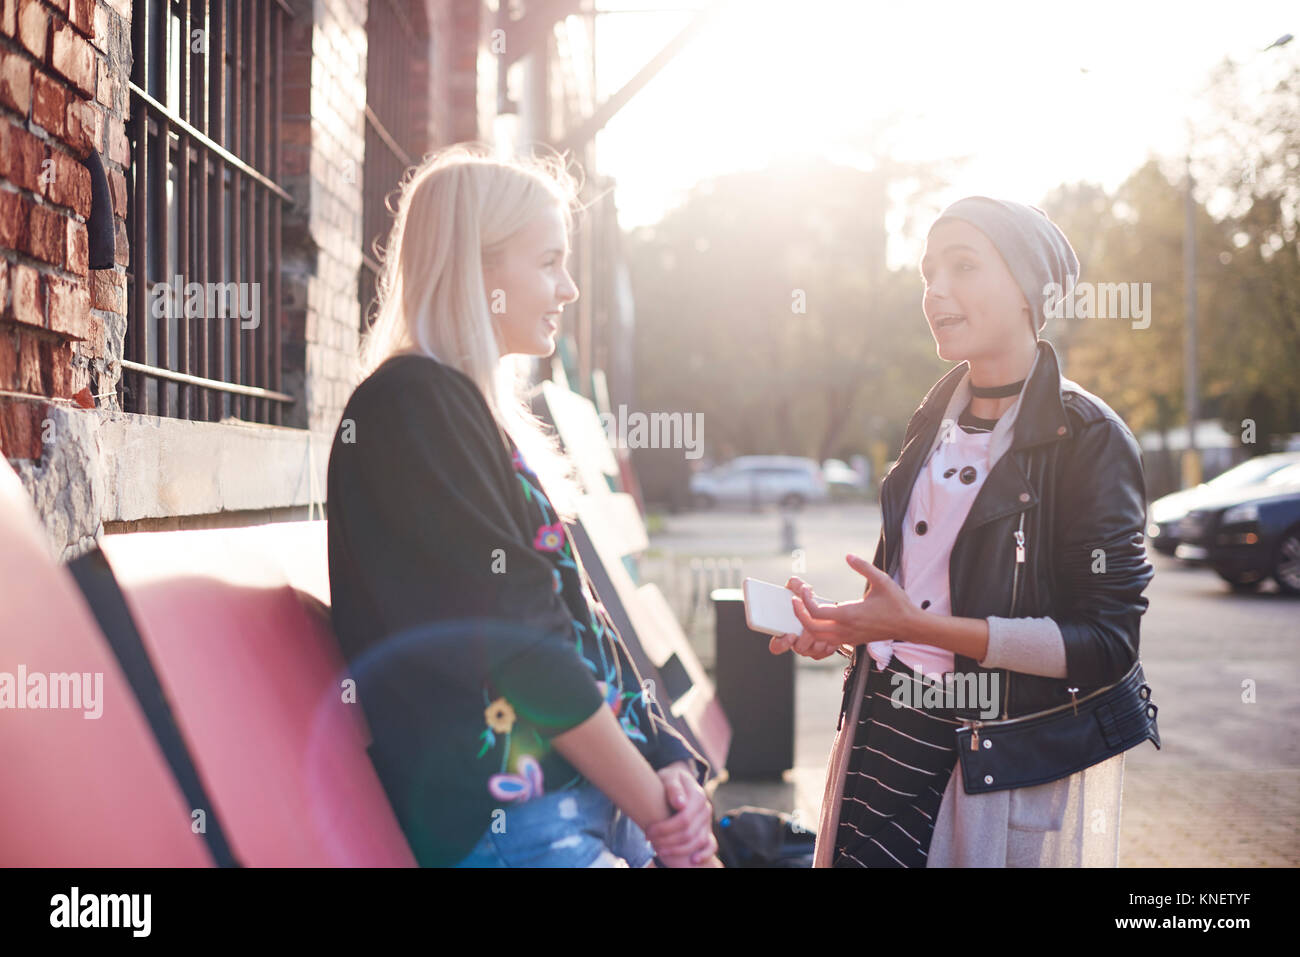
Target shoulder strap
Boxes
[65,546,242,867]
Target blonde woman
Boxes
[327,145,718,867]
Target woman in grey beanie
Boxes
[772,197,1158,867]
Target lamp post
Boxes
[1181,32,1292,488]
[1182,128,1199,487]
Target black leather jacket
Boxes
[839,339,1154,725]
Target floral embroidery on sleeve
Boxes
[533,521,565,552]
[477,441,654,801]
[479,689,551,801]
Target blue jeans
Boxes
[455,784,655,868]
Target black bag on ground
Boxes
[712,806,815,868]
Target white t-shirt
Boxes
[867,416,995,682]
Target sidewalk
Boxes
[645,502,1300,867]
[709,660,1300,867]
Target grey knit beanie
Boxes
[928,196,1080,336]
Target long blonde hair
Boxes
[360,143,582,514]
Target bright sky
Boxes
[592,0,1295,268]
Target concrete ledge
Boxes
[98,412,333,522]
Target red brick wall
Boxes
[3,0,489,475]
[0,0,128,462]
[277,0,483,436]
[430,0,481,146]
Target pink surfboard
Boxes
[0,460,210,866]
[97,523,416,866]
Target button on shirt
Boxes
[867,406,1000,682]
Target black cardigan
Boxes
[326,353,707,865]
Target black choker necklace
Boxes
[969,377,1026,398]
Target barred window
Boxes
[360,0,429,328]
[125,0,293,424]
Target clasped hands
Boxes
[767,553,920,660]
[643,761,723,867]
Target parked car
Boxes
[822,458,867,500]
[1146,451,1300,555]
[1174,462,1300,593]
[690,455,829,509]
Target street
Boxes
[642,501,1300,866]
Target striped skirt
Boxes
[833,655,961,868]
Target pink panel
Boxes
[99,528,415,867]
[0,463,211,866]
[695,697,733,773]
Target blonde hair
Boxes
[360,143,583,515]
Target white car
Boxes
[690,456,829,509]
[822,458,868,499]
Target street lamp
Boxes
[1181,32,1292,488]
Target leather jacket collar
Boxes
[911,338,1070,452]
[879,339,1071,579]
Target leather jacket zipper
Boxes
[966,676,1117,729]
[999,510,1026,720]
[968,481,1027,747]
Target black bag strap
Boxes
[65,546,242,868]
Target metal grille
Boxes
[125,0,294,424]
[359,0,429,330]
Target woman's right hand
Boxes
[644,762,718,867]
[768,577,841,660]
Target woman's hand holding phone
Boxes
[770,557,920,657]
[768,576,845,660]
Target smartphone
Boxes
[742,577,830,637]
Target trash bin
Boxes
[712,587,794,780]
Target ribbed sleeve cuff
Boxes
[981,616,1069,678]
[645,728,710,785]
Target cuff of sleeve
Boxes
[981,616,1069,679]
[646,727,710,785]
[490,636,605,737]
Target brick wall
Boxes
[0,0,129,556]
[441,0,481,145]
[280,0,481,436]
[278,0,368,436]
[2,0,489,556]
[0,0,128,460]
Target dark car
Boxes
[1174,463,1300,593]
[1146,451,1300,555]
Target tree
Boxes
[625,156,948,466]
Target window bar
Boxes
[246,0,258,421]
[241,0,253,420]
[177,0,191,418]
[270,3,282,425]
[229,0,242,420]
[207,0,225,421]
[250,0,266,421]
[129,4,150,414]
[118,358,293,402]
[193,0,210,418]
[257,0,271,424]
[153,10,171,417]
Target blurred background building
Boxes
[0,0,678,557]
[3,1,1296,555]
